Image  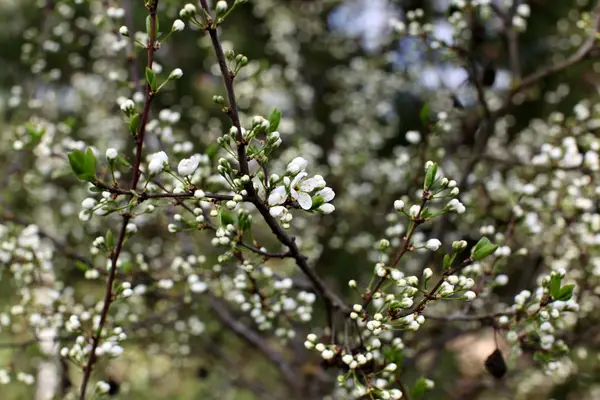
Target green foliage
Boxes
[67,148,97,182]
[471,237,498,261]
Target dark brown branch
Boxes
[198,0,350,324]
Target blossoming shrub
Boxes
[0,0,599,399]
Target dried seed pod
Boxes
[485,348,507,378]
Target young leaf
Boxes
[411,377,428,399]
[105,229,114,250]
[471,236,498,261]
[129,113,141,135]
[68,149,96,182]
[145,67,157,91]
[555,284,574,301]
[423,162,438,190]
[220,209,234,226]
[268,108,281,132]
[75,260,89,272]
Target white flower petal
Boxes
[318,203,335,214]
[296,191,312,210]
[269,206,287,218]
[267,186,287,206]
[299,178,318,193]
[318,187,335,202]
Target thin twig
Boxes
[78,1,160,398]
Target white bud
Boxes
[172,19,185,32]
[394,199,405,211]
[119,26,129,36]
[106,148,118,160]
[169,68,183,80]
[216,1,228,14]
[423,268,433,280]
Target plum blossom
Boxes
[148,151,169,175]
[286,157,308,175]
[177,155,199,176]
[289,172,320,210]
[267,186,287,206]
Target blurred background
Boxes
[1,0,600,399]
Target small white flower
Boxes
[120,99,135,113]
[318,203,335,214]
[464,291,476,301]
[317,187,335,202]
[423,268,433,279]
[126,223,137,233]
[385,363,397,372]
[216,1,228,14]
[425,239,442,251]
[194,190,205,198]
[172,19,185,32]
[81,198,96,210]
[286,157,308,175]
[169,68,183,80]
[148,151,169,175]
[106,148,118,160]
[289,172,320,209]
[184,3,196,14]
[342,354,353,364]
[269,206,288,218]
[119,26,129,36]
[321,349,334,360]
[268,186,287,206]
[177,156,199,176]
[446,198,466,214]
[394,200,404,211]
[409,205,420,217]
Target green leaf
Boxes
[268,108,281,132]
[555,284,574,301]
[423,162,438,190]
[24,122,45,142]
[420,207,431,219]
[146,15,151,36]
[117,155,131,167]
[68,148,97,182]
[220,209,234,226]
[471,237,498,261]
[238,213,252,232]
[550,274,562,299]
[129,113,141,135]
[419,103,430,125]
[145,67,157,91]
[105,229,114,250]
[75,260,89,272]
[443,253,455,270]
[411,377,428,400]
